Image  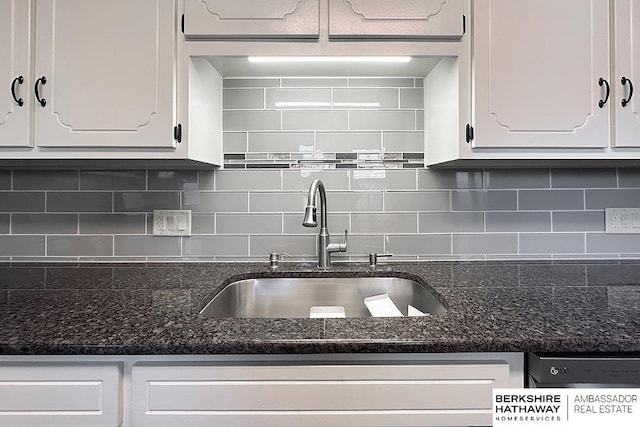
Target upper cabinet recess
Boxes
[183,0,320,39]
[329,0,464,40]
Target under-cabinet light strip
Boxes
[248,56,412,63]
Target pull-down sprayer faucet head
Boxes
[302,206,317,227]
[302,179,326,229]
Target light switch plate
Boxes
[153,210,192,236]
[605,208,640,234]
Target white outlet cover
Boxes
[153,210,192,236]
[605,208,640,234]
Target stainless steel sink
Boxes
[200,277,447,318]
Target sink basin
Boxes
[200,276,447,318]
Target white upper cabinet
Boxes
[183,0,320,39]
[613,0,640,147]
[34,0,176,148]
[0,0,31,147]
[329,0,464,39]
[473,0,610,149]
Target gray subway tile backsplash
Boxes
[351,213,417,234]
[48,236,113,257]
[485,212,551,232]
[552,211,605,232]
[1,77,639,262]
[0,164,637,261]
[48,192,113,213]
[148,171,200,190]
[385,234,452,255]
[618,169,640,188]
[266,88,332,109]
[333,88,399,109]
[215,170,281,191]
[451,190,517,211]
[0,215,8,234]
[79,171,146,190]
[519,190,584,211]
[0,171,11,190]
[12,214,78,234]
[419,212,484,233]
[13,170,78,190]
[384,191,450,212]
[519,233,585,255]
[223,110,281,131]
[484,169,550,189]
[249,192,307,213]
[348,77,415,88]
[383,132,423,152]
[114,192,179,213]
[349,110,416,131]
[350,169,416,191]
[216,214,282,235]
[250,235,315,257]
[452,234,518,255]
[282,170,349,191]
[0,236,45,256]
[282,110,348,131]
[79,214,146,235]
[551,169,617,188]
[585,189,640,209]
[183,235,248,257]
[223,88,265,110]
[0,192,45,212]
[316,132,381,153]
[248,132,314,153]
[183,192,248,213]
[418,170,483,190]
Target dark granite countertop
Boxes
[1,261,639,355]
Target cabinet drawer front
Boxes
[0,364,121,427]
[132,362,509,426]
[329,0,464,39]
[184,0,320,39]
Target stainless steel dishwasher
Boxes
[528,353,640,388]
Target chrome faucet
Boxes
[302,179,347,268]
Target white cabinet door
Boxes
[34,0,176,148]
[183,0,319,39]
[614,0,640,147]
[0,0,31,148]
[132,362,510,426]
[0,363,122,427]
[329,0,465,39]
[473,0,610,149]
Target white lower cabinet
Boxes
[131,353,523,427]
[0,353,523,427]
[0,363,122,427]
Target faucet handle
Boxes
[269,252,291,269]
[369,252,393,268]
[339,229,348,252]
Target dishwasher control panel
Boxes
[528,353,640,386]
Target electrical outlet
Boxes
[605,208,640,234]
[153,210,191,236]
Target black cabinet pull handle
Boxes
[34,76,47,107]
[11,76,24,106]
[598,77,610,108]
[622,76,634,107]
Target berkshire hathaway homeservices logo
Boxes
[493,389,640,427]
